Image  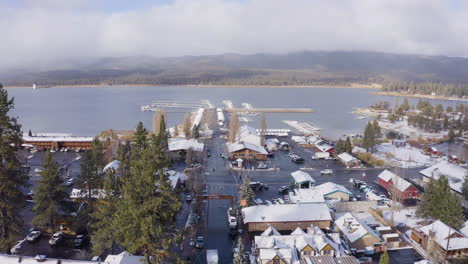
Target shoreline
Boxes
[372,91,468,102]
[5,83,381,89]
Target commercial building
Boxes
[420,161,468,194]
[335,213,382,252]
[227,141,268,161]
[377,170,419,199]
[242,203,332,232]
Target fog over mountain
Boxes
[1,0,468,72]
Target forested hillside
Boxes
[2,51,468,92]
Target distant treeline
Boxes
[382,81,468,98]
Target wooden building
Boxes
[23,134,94,150]
[227,141,268,161]
[377,170,419,199]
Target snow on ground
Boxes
[374,143,443,168]
[383,208,425,228]
[378,120,447,139]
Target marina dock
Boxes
[226,108,314,113]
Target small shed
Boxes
[337,152,361,168]
[291,170,315,187]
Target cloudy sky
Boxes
[0,0,467,70]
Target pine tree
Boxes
[183,112,192,138]
[28,129,32,136]
[33,151,69,230]
[133,121,148,151]
[239,177,255,207]
[448,128,455,142]
[116,142,131,179]
[0,83,28,254]
[260,114,267,146]
[233,236,246,264]
[91,168,121,255]
[334,139,345,155]
[379,251,390,264]
[363,121,376,153]
[344,136,352,153]
[113,137,182,263]
[462,172,468,201]
[192,124,200,139]
[75,138,105,232]
[417,176,464,229]
[443,117,449,130]
[229,113,240,143]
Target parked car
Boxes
[10,240,25,254]
[288,152,297,158]
[228,216,237,229]
[277,198,285,204]
[320,169,333,175]
[195,236,204,249]
[292,156,304,163]
[186,195,193,202]
[25,191,35,201]
[63,178,74,187]
[34,168,43,173]
[254,198,264,205]
[283,195,290,203]
[26,230,41,243]
[257,162,267,169]
[229,228,238,237]
[265,200,273,206]
[206,150,211,157]
[278,186,289,194]
[73,235,88,248]
[49,232,63,246]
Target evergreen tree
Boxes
[233,236,246,264]
[191,124,200,139]
[379,251,390,264]
[183,112,192,138]
[28,129,32,136]
[229,113,240,143]
[116,142,131,179]
[33,151,69,229]
[462,172,468,201]
[0,84,28,253]
[239,177,255,207]
[448,128,455,142]
[75,138,105,232]
[363,121,376,153]
[113,137,182,263]
[91,168,121,255]
[334,139,345,155]
[446,106,453,113]
[443,117,449,130]
[133,121,148,151]
[344,136,352,153]
[260,114,267,146]
[417,176,464,229]
[373,120,381,138]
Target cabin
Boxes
[337,152,361,168]
[411,220,468,260]
[448,155,459,164]
[242,203,332,232]
[227,141,268,161]
[377,170,419,199]
[168,138,204,160]
[420,161,468,195]
[335,213,382,251]
[424,147,439,157]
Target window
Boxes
[322,250,333,255]
[303,250,313,256]
[273,259,281,264]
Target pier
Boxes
[226,108,314,113]
[141,100,213,111]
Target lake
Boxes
[6,86,467,140]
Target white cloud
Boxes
[0,0,467,70]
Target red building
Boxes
[377,170,419,199]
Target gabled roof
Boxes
[420,161,467,193]
[291,170,315,183]
[337,152,357,163]
[103,160,121,173]
[377,170,412,192]
[418,220,468,250]
[314,182,352,196]
[227,141,268,154]
[261,226,281,236]
[168,139,204,152]
[335,213,381,244]
[291,227,306,235]
[242,203,332,224]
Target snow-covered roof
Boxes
[70,188,107,200]
[314,152,330,158]
[289,189,325,204]
[337,152,357,163]
[258,248,293,261]
[461,220,468,237]
[418,220,468,250]
[292,136,307,144]
[316,143,334,152]
[335,213,381,244]
[168,139,204,152]
[227,141,268,154]
[419,161,467,193]
[377,170,412,192]
[242,203,332,224]
[291,170,315,183]
[103,160,121,173]
[0,254,109,264]
[104,251,147,264]
[238,125,257,136]
[314,182,352,196]
[261,226,282,236]
[23,135,94,142]
[165,170,188,189]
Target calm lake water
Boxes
[6,86,467,140]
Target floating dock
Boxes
[141,100,213,111]
[226,108,314,113]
